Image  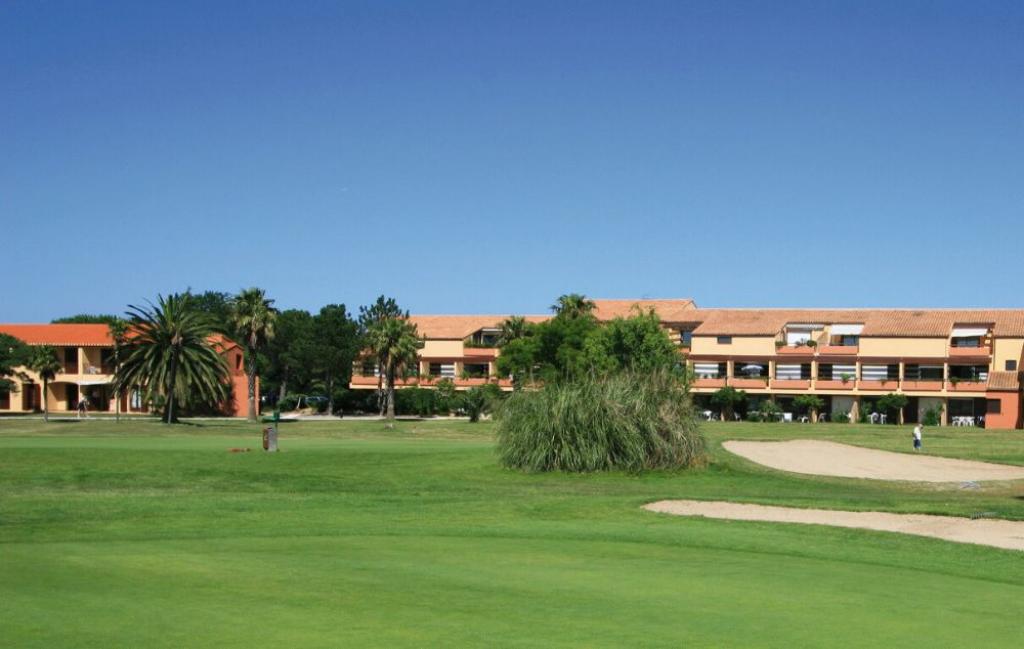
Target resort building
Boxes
[350,300,1024,429]
[0,324,252,417]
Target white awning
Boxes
[787,323,824,330]
[830,324,863,336]
[951,327,988,337]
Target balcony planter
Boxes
[858,380,894,390]
[464,348,498,358]
[777,345,815,356]
[948,380,987,392]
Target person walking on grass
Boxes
[77,395,88,419]
[912,424,922,451]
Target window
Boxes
[235,353,243,371]
[905,364,944,381]
[361,360,378,377]
[987,399,1002,414]
[716,336,732,345]
[775,364,811,380]
[0,390,9,410]
[693,362,722,379]
[429,363,455,378]
[1007,360,1018,371]
[680,330,693,347]
[861,364,898,381]
[839,335,859,347]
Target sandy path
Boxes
[645,500,1024,551]
[723,439,1024,482]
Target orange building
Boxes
[0,324,251,417]
[350,299,1024,429]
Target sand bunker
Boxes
[723,439,1024,483]
[645,500,1024,551]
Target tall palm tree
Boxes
[27,345,62,423]
[229,288,278,421]
[359,296,406,414]
[497,315,530,346]
[551,293,596,319]
[107,318,129,423]
[114,294,229,424]
[365,316,421,424]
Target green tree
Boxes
[107,318,130,423]
[229,288,279,421]
[0,333,29,397]
[793,394,825,422]
[551,293,596,320]
[710,386,748,420]
[183,289,234,334]
[113,294,229,423]
[583,308,680,374]
[876,393,909,424]
[51,314,120,325]
[262,309,316,403]
[313,305,360,415]
[26,345,62,422]
[365,314,421,423]
[497,316,530,347]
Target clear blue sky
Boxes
[3,1,1022,321]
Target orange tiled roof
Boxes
[591,299,697,322]
[0,324,113,346]
[987,371,1021,391]
[690,309,1024,337]
[409,315,548,339]
[0,324,243,350]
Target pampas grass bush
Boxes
[495,372,705,472]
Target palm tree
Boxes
[359,296,408,415]
[229,288,278,421]
[365,316,422,424]
[27,345,62,423]
[497,316,530,346]
[551,293,596,319]
[107,318,129,423]
[113,294,229,424]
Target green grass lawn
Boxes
[1,417,1023,648]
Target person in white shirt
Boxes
[912,424,922,451]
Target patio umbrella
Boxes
[741,364,764,375]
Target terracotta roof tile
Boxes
[690,309,1024,337]
[987,371,1021,391]
[409,315,548,339]
[591,299,696,322]
[0,324,113,346]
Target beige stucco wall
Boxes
[858,337,947,358]
[419,339,465,358]
[993,338,1024,371]
[690,335,776,357]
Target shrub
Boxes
[495,372,705,472]
[923,404,942,427]
[832,411,850,424]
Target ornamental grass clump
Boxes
[495,372,705,472]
